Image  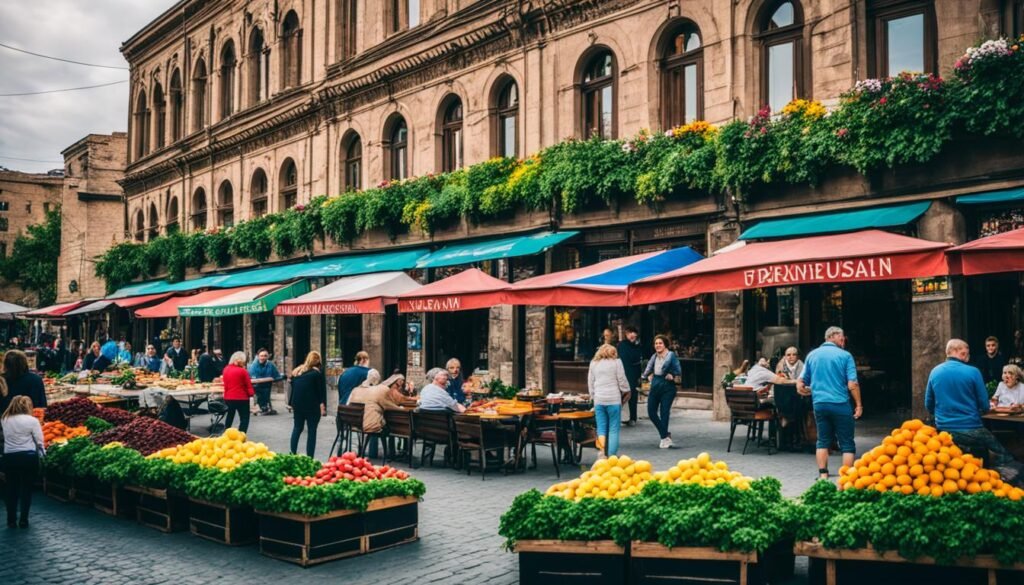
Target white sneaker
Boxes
[659,438,671,449]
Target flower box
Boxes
[126,485,190,533]
[188,497,258,546]
[514,540,627,585]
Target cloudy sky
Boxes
[0,1,177,174]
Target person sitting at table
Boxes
[350,373,407,458]
[446,358,466,404]
[589,344,630,457]
[91,339,116,373]
[776,347,804,381]
[975,336,1008,385]
[992,364,1024,408]
[197,345,218,383]
[117,341,133,365]
[746,358,791,401]
[338,351,371,406]
[418,369,466,413]
[164,337,188,373]
[135,344,167,374]
[82,341,101,371]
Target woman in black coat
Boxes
[287,351,327,458]
[0,350,46,413]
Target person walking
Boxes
[1,350,47,412]
[2,395,45,528]
[797,326,862,480]
[221,351,255,433]
[288,351,327,458]
[248,349,283,415]
[643,335,682,448]
[589,344,631,457]
[338,351,371,406]
[617,326,643,426]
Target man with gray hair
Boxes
[798,326,862,480]
[418,368,465,413]
[926,339,1017,476]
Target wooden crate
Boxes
[363,496,419,553]
[189,498,258,546]
[796,541,1024,585]
[515,540,627,585]
[43,469,73,502]
[257,508,366,567]
[70,475,95,506]
[629,541,795,585]
[126,485,190,533]
[92,481,137,518]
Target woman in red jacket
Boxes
[221,351,255,433]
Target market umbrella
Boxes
[0,300,28,319]
[947,227,1024,275]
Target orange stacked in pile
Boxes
[42,421,89,446]
[839,419,1023,500]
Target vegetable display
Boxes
[91,406,136,427]
[148,428,273,471]
[42,420,89,446]
[44,397,103,426]
[84,416,114,434]
[283,452,410,486]
[90,416,195,455]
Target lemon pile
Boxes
[652,452,753,490]
[546,455,653,501]
[149,427,273,471]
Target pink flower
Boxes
[836,128,849,138]
[878,97,888,105]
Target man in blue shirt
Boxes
[337,351,371,406]
[248,349,283,415]
[926,339,1015,469]
[798,326,862,480]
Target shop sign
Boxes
[911,276,953,302]
[400,297,463,312]
[276,302,369,315]
[742,257,895,287]
[633,224,704,242]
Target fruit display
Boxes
[545,455,654,500]
[44,396,102,426]
[148,427,273,471]
[838,419,1024,500]
[42,421,89,446]
[90,416,195,455]
[32,408,45,423]
[283,452,410,486]
[652,452,753,490]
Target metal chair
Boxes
[725,389,778,455]
[411,410,456,468]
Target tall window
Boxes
[134,210,145,241]
[147,203,160,240]
[153,83,166,149]
[580,50,616,139]
[192,58,208,131]
[339,0,358,60]
[662,22,703,128]
[133,90,150,160]
[389,0,420,34]
[166,197,180,233]
[385,116,409,181]
[220,41,236,119]
[250,169,268,217]
[281,11,302,89]
[217,181,234,227]
[440,97,464,172]
[758,1,804,113]
[342,133,362,191]
[494,78,519,158]
[170,68,184,141]
[868,0,936,77]
[280,159,298,210]
[191,188,208,230]
[248,27,270,105]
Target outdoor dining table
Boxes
[463,402,539,472]
[982,411,1024,460]
[536,410,596,465]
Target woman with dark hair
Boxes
[288,351,327,457]
[642,335,682,449]
[1,350,46,412]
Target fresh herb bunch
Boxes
[44,437,96,473]
[131,458,200,492]
[485,378,520,399]
[73,445,148,484]
[84,416,114,434]
[261,478,426,517]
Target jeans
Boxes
[224,399,251,433]
[813,401,856,453]
[4,452,38,524]
[945,427,1015,468]
[290,410,321,457]
[648,376,676,440]
[255,386,272,411]
[624,369,640,422]
[594,403,623,455]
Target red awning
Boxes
[504,255,650,307]
[23,300,94,318]
[629,229,951,304]
[397,268,509,313]
[275,272,422,316]
[135,287,262,319]
[949,228,1024,275]
[111,293,174,308]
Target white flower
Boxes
[962,38,1012,67]
[854,78,883,93]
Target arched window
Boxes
[217,181,234,227]
[147,203,160,241]
[220,41,237,119]
[134,210,145,242]
[440,97,464,172]
[248,27,270,105]
[167,196,180,233]
[389,0,420,34]
[492,77,519,158]
[757,0,804,113]
[192,58,208,131]
[250,169,268,217]
[339,0,358,60]
[191,188,208,230]
[579,50,616,139]
[868,0,936,77]
[661,22,703,128]
[280,159,298,210]
[384,116,409,181]
[133,90,150,160]
[169,68,184,141]
[281,11,302,89]
[153,83,166,149]
[341,132,362,192]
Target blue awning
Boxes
[108,248,429,299]
[414,231,579,269]
[739,201,931,240]
[955,187,1024,205]
[569,246,705,287]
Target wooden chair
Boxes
[524,416,559,478]
[411,410,456,468]
[334,404,366,456]
[453,415,507,480]
[383,408,415,466]
[725,389,778,455]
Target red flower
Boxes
[878,97,888,105]
[836,128,849,138]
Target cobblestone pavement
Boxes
[0,396,899,585]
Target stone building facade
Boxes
[118,0,1024,416]
[0,169,63,306]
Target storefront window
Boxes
[978,208,1024,237]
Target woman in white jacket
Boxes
[588,344,631,457]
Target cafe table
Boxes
[535,410,596,465]
[982,411,1024,459]
[463,401,539,471]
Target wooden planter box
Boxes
[797,541,1024,585]
[126,485,190,533]
[515,540,627,585]
[70,475,96,506]
[189,498,258,546]
[43,469,73,502]
[630,541,794,585]
[363,496,419,553]
[92,481,137,518]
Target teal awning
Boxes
[739,202,931,240]
[955,187,1024,205]
[415,231,579,269]
[108,248,428,298]
[179,281,310,317]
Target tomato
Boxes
[343,473,354,480]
